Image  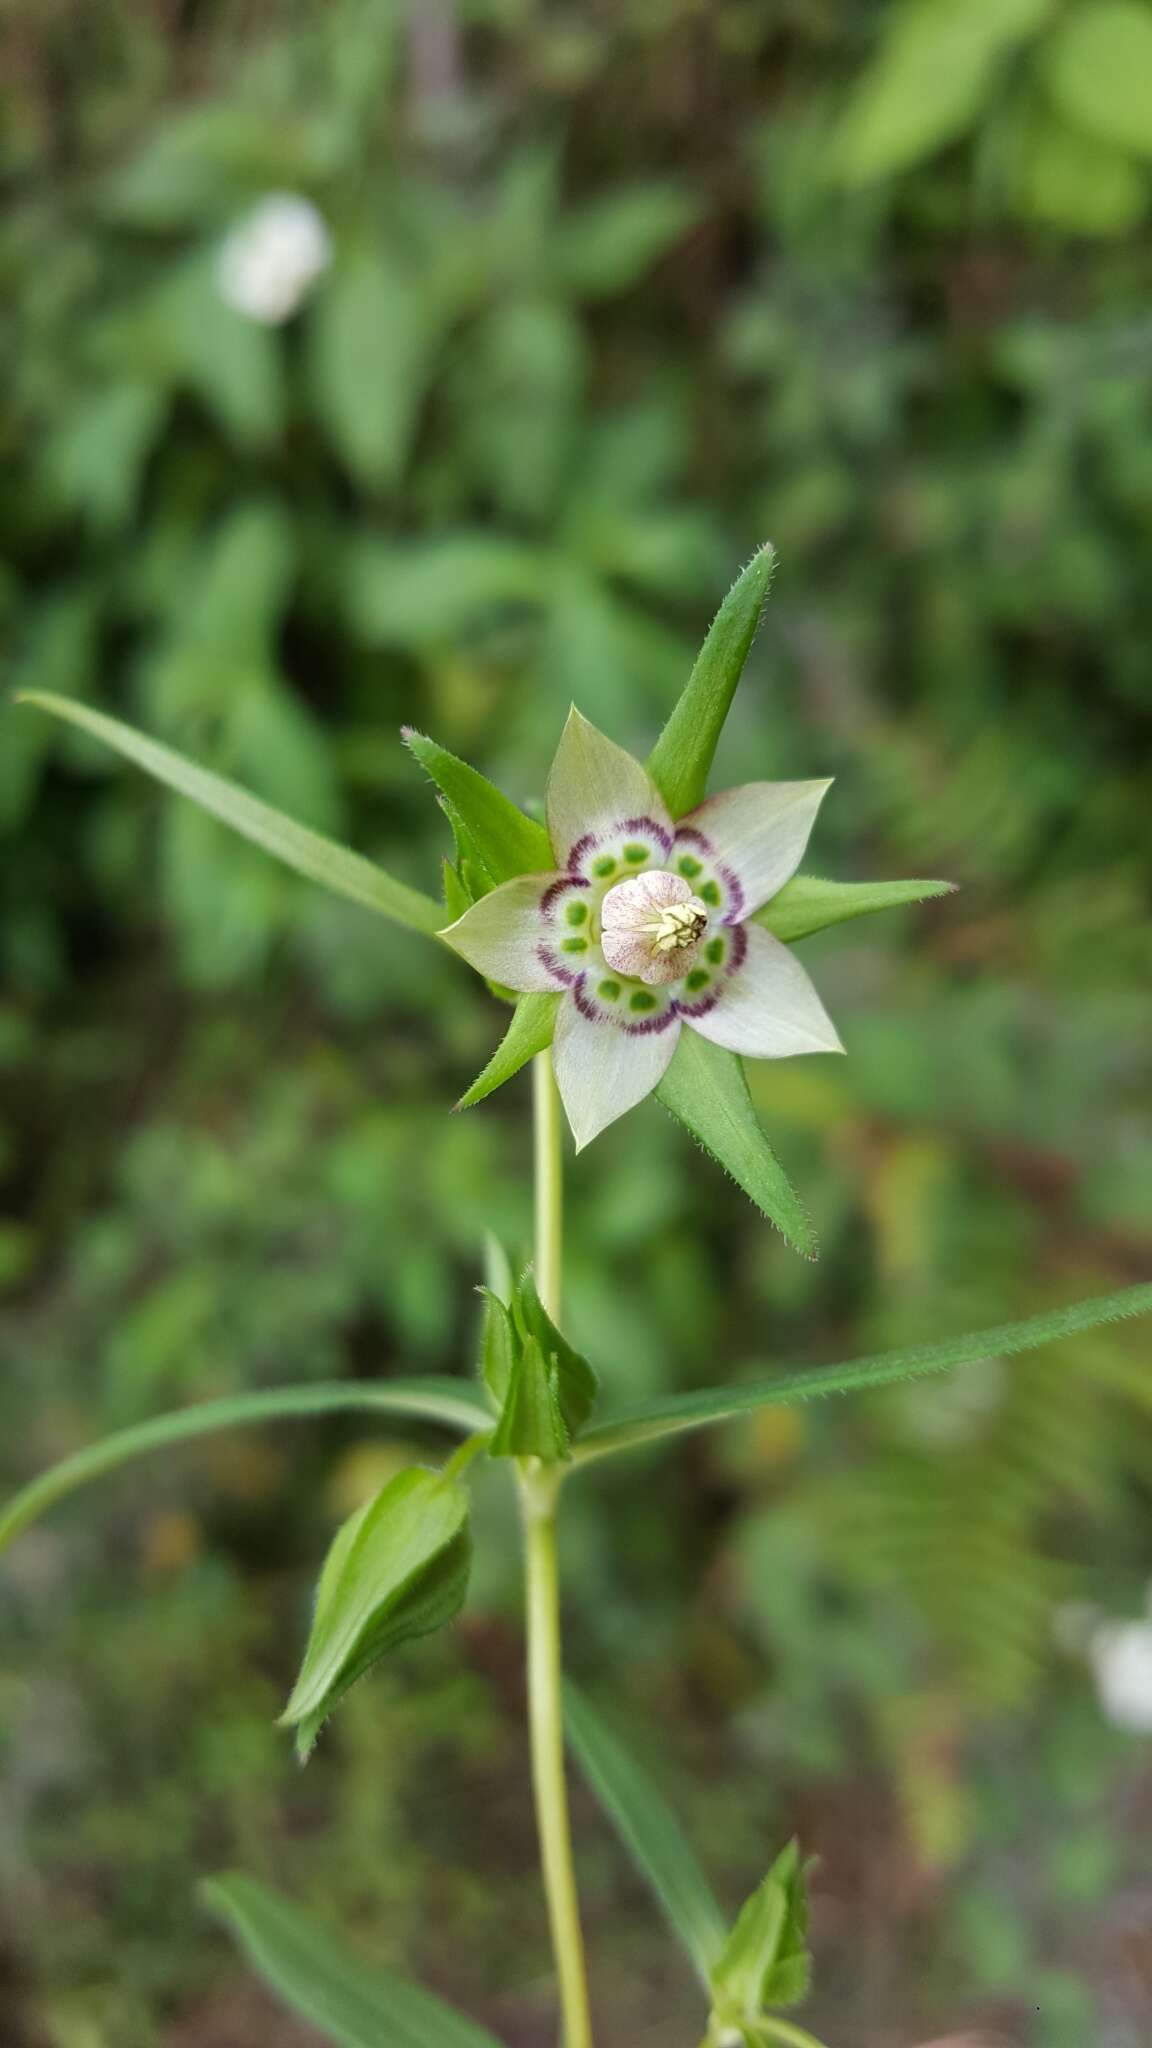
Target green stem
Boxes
[521,1052,592,2048]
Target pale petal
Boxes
[546,707,672,870]
[676,780,832,918]
[440,874,582,992]
[553,998,680,1149]
[684,924,843,1059]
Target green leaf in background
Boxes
[647,543,777,818]
[404,729,554,883]
[344,534,547,648]
[757,874,956,945]
[564,1683,727,1985]
[204,1873,502,2048]
[656,1033,816,1259]
[709,1843,813,2030]
[456,993,561,1110]
[555,180,699,298]
[574,1281,1152,1464]
[1012,109,1149,234]
[15,693,443,934]
[834,0,1050,184]
[1043,0,1152,162]
[0,1381,490,1557]
[308,245,432,490]
[282,1467,472,1760]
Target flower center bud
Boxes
[599,870,710,986]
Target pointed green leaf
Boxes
[204,1873,501,2048]
[404,729,553,883]
[488,1335,569,1461]
[0,1380,489,1557]
[282,1467,471,1759]
[479,1287,518,1411]
[575,1281,1152,1465]
[757,874,956,946]
[457,994,561,1110]
[647,543,777,817]
[16,693,442,933]
[710,1842,812,2025]
[655,1033,816,1258]
[565,1683,726,1984]
[513,1269,598,1439]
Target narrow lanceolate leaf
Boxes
[204,1873,501,2048]
[0,1381,490,1557]
[656,1032,816,1259]
[565,1683,727,1985]
[404,729,553,883]
[457,993,561,1110]
[513,1269,598,1439]
[758,874,956,946]
[282,1468,471,1760]
[647,543,777,818]
[17,693,442,933]
[574,1281,1152,1464]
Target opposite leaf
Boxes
[758,874,955,946]
[513,1268,598,1440]
[648,543,777,818]
[656,1031,816,1258]
[282,1468,471,1760]
[488,1332,570,1461]
[204,1872,501,2048]
[17,693,443,934]
[404,729,553,882]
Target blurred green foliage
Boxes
[2,1,1152,2044]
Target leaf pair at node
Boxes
[481,1261,598,1461]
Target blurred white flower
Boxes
[216,193,331,325]
[1089,1617,1152,1734]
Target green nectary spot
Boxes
[593,855,617,879]
[629,990,658,1013]
[565,900,588,927]
[705,936,725,964]
[685,969,710,991]
[701,880,722,907]
[677,855,703,879]
[561,937,588,954]
[597,979,621,1001]
[623,843,650,864]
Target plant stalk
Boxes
[521,1051,592,2048]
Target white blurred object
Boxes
[1090,1616,1152,1733]
[217,193,331,325]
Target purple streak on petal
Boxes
[538,945,577,987]
[672,825,745,921]
[618,815,673,855]
[540,874,590,918]
[566,832,600,874]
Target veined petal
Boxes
[684,924,843,1060]
[440,873,587,991]
[553,998,681,1150]
[547,707,672,871]
[676,780,832,919]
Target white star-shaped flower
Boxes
[440,709,843,1149]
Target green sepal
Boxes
[281,1468,471,1760]
[488,1333,570,1461]
[655,1032,815,1258]
[479,1287,518,1412]
[647,543,777,818]
[456,993,561,1110]
[709,1842,813,2031]
[404,728,553,883]
[16,692,443,934]
[758,873,956,945]
[203,1872,502,2048]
